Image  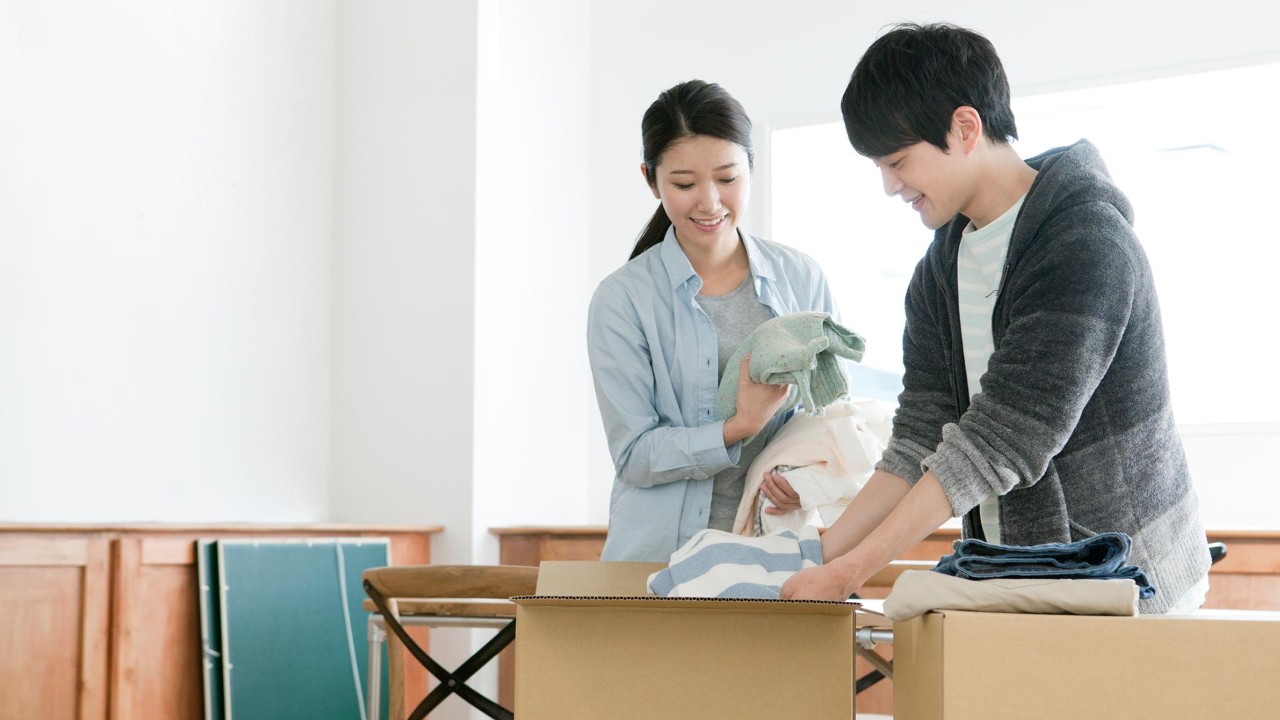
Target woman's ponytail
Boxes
[630,203,671,260]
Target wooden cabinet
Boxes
[1201,530,1280,610]
[0,533,110,720]
[492,525,608,567]
[0,524,440,720]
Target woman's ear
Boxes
[951,106,984,155]
[640,163,660,198]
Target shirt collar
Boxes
[658,226,777,291]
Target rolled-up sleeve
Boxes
[877,257,956,485]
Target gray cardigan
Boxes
[878,139,1209,613]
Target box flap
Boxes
[519,560,858,612]
[516,595,857,615]
[534,560,665,596]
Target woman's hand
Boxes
[761,470,801,514]
[723,354,791,446]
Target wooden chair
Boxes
[362,565,538,720]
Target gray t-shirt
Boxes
[696,274,775,531]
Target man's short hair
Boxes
[841,23,1019,158]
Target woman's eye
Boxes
[718,176,738,185]
[674,183,694,190]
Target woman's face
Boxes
[647,135,751,252]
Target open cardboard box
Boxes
[893,607,1280,720]
[512,560,860,719]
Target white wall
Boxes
[329,5,482,716]
[329,0,479,565]
[0,0,334,521]
[4,0,1276,535]
[584,0,1280,524]
[473,0,593,561]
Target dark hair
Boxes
[629,80,754,260]
[841,23,1018,158]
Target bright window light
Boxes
[772,62,1280,425]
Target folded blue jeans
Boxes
[933,531,1156,600]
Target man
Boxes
[777,23,1209,613]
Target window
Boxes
[772,62,1280,423]
[771,62,1280,528]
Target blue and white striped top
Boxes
[956,194,1025,545]
[647,526,823,599]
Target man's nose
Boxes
[881,167,903,197]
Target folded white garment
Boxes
[882,570,1139,622]
[734,399,893,536]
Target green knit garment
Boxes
[715,311,865,424]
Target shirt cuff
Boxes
[876,436,934,484]
[693,420,738,476]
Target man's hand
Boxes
[780,563,858,601]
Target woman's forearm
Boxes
[820,469,913,562]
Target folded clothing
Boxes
[883,570,1139,622]
[934,532,1155,600]
[715,312,865,427]
[647,526,822,600]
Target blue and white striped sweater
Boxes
[647,526,823,599]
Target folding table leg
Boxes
[364,580,517,720]
[409,621,516,720]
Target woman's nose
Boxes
[696,184,721,211]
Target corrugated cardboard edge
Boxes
[512,594,858,614]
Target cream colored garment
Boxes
[882,570,1139,622]
[732,399,893,535]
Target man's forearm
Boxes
[827,469,955,593]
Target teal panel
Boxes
[218,538,390,720]
[197,540,225,720]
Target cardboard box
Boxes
[513,560,858,720]
[893,608,1280,720]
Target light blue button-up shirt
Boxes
[587,228,841,561]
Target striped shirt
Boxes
[646,526,823,599]
[957,194,1026,544]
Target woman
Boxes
[588,80,843,561]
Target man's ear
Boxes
[641,163,661,199]
[951,106,984,154]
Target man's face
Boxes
[873,137,973,230]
